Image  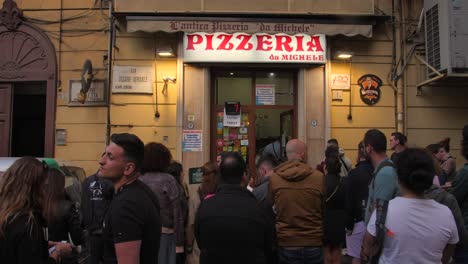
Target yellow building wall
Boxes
[329,22,396,165]
[114,0,374,14]
[111,28,179,165]
[17,0,109,175]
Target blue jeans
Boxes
[278,247,323,264]
[452,247,468,264]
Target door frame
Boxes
[210,67,298,174]
[0,83,12,156]
[0,1,57,157]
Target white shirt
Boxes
[367,197,459,264]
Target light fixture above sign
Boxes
[335,50,354,60]
[156,47,175,57]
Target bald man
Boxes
[269,139,325,264]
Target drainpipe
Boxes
[397,0,406,133]
[106,0,114,145]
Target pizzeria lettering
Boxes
[186,33,324,52]
[183,32,327,63]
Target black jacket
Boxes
[81,174,114,234]
[345,160,374,230]
[195,184,274,264]
[0,211,54,264]
[48,199,83,245]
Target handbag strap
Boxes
[326,177,342,203]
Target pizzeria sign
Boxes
[183,32,326,63]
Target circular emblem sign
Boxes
[358,74,382,105]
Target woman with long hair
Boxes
[323,145,347,264]
[44,168,83,264]
[139,142,183,264]
[362,148,458,263]
[166,161,189,264]
[0,157,72,263]
[345,141,374,264]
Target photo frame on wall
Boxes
[68,80,108,106]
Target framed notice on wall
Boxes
[112,66,154,94]
[68,80,107,106]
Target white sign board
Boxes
[256,84,275,105]
[183,33,326,63]
[331,74,351,90]
[112,66,154,94]
[182,130,202,152]
[223,109,241,127]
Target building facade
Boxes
[1,0,468,181]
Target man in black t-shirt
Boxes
[98,133,161,264]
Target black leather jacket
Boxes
[48,199,83,245]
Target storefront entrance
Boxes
[211,69,297,174]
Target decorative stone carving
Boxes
[0,0,23,31]
[0,31,48,77]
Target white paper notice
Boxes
[223,109,241,127]
[256,84,275,105]
[182,130,202,152]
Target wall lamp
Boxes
[156,47,176,58]
[335,51,354,60]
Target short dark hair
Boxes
[111,133,144,170]
[327,138,339,147]
[219,152,246,184]
[256,155,279,170]
[391,132,407,145]
[325,145,341,176]
[364,129,387,153]
[166,161,183,184]
[141,142,173,174]
[462,125,468,160]
[396,148,434,195]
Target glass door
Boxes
[211,69,297,176]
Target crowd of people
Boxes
[1,124,468,264]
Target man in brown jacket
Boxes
[269,139,324,264]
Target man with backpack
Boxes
[363,129,398,224]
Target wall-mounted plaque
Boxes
[68,80,107,106]
[112,66,154,94]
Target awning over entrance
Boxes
[126,16,374,37]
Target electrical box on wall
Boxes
[424,0,468,77]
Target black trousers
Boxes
[87,235,104,264]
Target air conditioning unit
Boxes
[424,0,468,77]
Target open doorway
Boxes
[10,82,47,157]
[211,69,297,175]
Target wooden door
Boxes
[0,84,12,156]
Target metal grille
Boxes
[426,4,441,73]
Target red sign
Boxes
[183,33,326,63]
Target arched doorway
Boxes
[0,0,57,157]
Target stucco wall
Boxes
[18,0,109,174]
[328,22,396,164]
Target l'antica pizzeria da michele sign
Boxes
[183,33,326,63]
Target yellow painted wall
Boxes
[17,1,180,175]
[114,0,374,14]
[17,0,109,175]
[112,29,179,165]
[328,22,397,165]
